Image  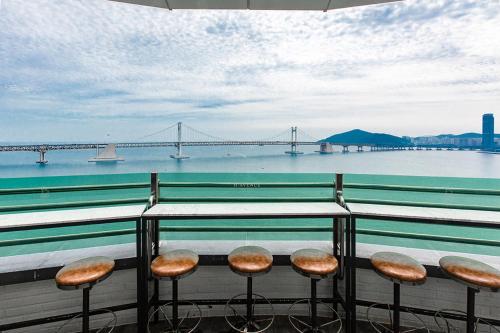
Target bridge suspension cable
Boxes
[296,128,320,142]
[134,123,178,141]
[182,123,230,142]
[258,128,292,141]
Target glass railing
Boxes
[0,172,499,257]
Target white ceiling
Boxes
[110,0,401,11]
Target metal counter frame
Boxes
[140,200,351,332]
[347,203,500,333]
[0,205,146,332]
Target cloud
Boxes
[0,0,499,142]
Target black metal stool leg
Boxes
[172,279,179,330]
[82,287,90,333]
[467,287,476,333]
[247,277,253,325]
[311,279,317,330]
[394,283,400,333]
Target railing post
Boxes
[334,173,345,279]
[333,174,345,316]
[150,172,159,206]
[150,172,160,322]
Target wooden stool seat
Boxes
[228,246,273,276]
[291,249,338,279]
[440,256,500,291]
[371,252,427,285]
[151,249,199,280]
[56,256,115,289]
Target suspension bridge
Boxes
[0,123,394,164]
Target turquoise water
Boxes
[1,170,499,258]
[1,146,500,178]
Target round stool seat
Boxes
[228,246,273,276]
[151,249,199,280]
[371,252,426,285]
[291,248,338,279]
[440,256,500,291]
[56,256,115,289]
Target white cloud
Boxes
[0,0,499,142]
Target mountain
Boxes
[321,129,411,146]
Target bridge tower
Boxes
[170,122,190,159]
[285,126,303,155]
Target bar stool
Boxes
[435,256,500,333]
[148,249,202,333]
[288,249,342,333]
[367,252,430,333]
[55,256,117,333]
[225,245,275,333]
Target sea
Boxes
[0,144,499,179]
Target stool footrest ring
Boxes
[287,298,342,333]
[147,301,202,333]
[224,293,275,333]
[367,303,430,333]
[56,309,117,333]
[434,309,500,333]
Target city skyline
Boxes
[1,0,500,142]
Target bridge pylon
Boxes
[36,147,48,164]
[285,126,303,155]
[170,122,190,160]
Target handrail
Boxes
[2,181,498,197]
[0,229,136,247]
[0,198,147,213]
[357,228,500,247]
[0,182,150,195]
[158,197,334,203]
[1,225,498,248]
[159,226,333,232]
[345,183,500,196]
[346,197,500,212]
[159,182,334,188]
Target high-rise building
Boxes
[482,113,494,150]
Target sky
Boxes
[0,0,499,143]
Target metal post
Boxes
[150,172,160,322]
[136,219,143,332]
[311,279,317,329]
[393,283,400,333]
[247,277,253,324]
[334,173,344,314]
[345,216,352,333]
[172,279,179,329]
[351,217,357,333]
[332,221,338,314]
[335,173,345,279]
[466,287,476,333]
[82,288,90,333]
[137,217,150,333]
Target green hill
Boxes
[321,129,411,146]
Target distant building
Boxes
[482,113,494,150]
